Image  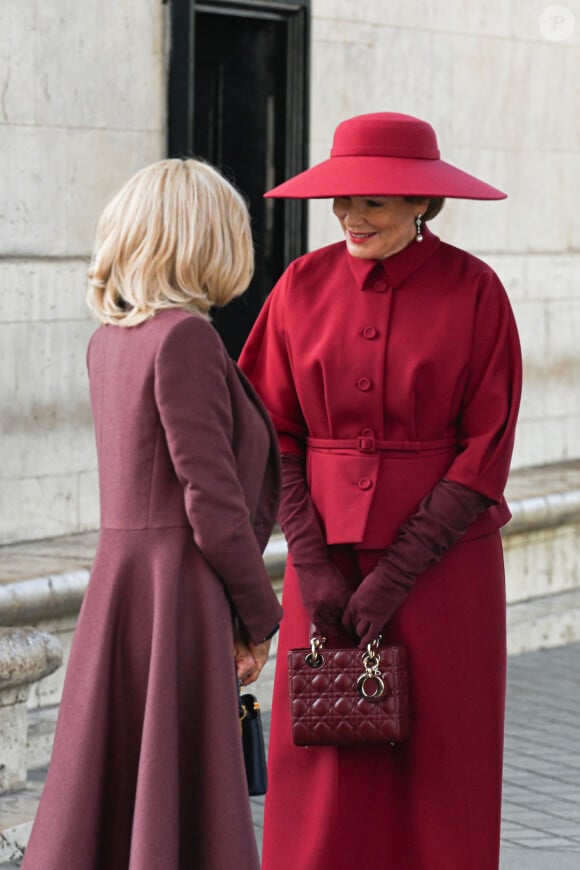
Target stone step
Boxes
[0,769,43,864]
[506,586,580,654]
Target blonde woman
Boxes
[22,159,282,870]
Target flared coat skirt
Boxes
[22,527,260,870]
[262,531,507,870]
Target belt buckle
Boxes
[357,433,376,453]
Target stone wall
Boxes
[0,0,167,544]
[1,0,578,544]
[308,0,580,470]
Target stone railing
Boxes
[506,488,580,536]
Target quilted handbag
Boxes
[288,636,412,747]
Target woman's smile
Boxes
[347,230,378,243]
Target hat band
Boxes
[330,119,440,160]
[330,147,440,159]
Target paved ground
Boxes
[498,643,580,868]
[2,643,579,868]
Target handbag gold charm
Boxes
[356,638,387,702]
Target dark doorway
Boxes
[168,0,310,358]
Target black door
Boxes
[168,0,310,358]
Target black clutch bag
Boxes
[239,692,268,796]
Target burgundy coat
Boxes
[240,227,521,547]
[239,229,522,870]
[23,309,283,870]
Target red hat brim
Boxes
[264,155,506,200]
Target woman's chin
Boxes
[345,240,376,259]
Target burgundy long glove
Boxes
[278,453,351,635]
[342,479,493,647]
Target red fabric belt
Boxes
[306,435,458,454]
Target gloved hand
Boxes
[342,561,412,648]
[343,479,494,647]
[297,561,351,637]
[279,453,350,635]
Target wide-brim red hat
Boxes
[265,112,506,200]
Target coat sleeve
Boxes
[445,270,522,502]
[154,316,282,643]
[238,270,307,455]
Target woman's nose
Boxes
[344,205,363,225]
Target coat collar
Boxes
[345,225,440,292]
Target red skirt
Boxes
[263,533,506,870]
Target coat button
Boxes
[373,279,387,293]
[362,326,378,340]
[357,377,372,391]
[358,477,373,490]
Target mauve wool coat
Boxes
[22,308,283,870]
[239,227,522,870]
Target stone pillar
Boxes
[0,627,62,793]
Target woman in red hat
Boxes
[239,112,521,870]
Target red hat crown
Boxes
[331,113,440,161]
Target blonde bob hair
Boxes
[87,158,254,326]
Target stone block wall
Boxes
[1,0,579,544]
[308,0,580,471]
[0,0,167,544]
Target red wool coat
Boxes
[239,227,522,870]
[22,309,283,870]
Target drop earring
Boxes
[415,214,424,242]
